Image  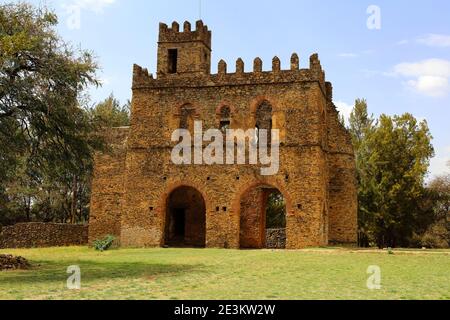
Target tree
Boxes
[0,3,102,226]
[415,173,450,248]
[349,99,374,149]
[428,174,450,223]
[0,3,100,182]
[348,100,435,248]
[89,94,130,128]
[266,191,286,229]
[348,99,375,247]
[367,114,434,247]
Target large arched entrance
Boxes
[240,185,287,249]
[164,186,206,247]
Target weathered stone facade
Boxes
[89,20,357,249]
[0,223,88,248]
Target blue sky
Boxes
[7,0,450,177]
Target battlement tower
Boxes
[157,20,212,77]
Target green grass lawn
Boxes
[0,247,449,300]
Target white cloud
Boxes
[406,76,449,97]
[65,0,116,14]
[397,39,409,45]
[417,34,450,48]
[393,59,450,97]
[335,101,353,124]
[394,59,450,78]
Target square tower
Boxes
[157,20,212,77]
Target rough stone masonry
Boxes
[88,20,358,249]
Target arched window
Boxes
[219,106,231,132]
[256,101,273,142]
[179,104,195,131]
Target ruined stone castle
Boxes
[88,20,357,249]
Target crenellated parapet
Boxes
[272,56,281,73]
[253,57,263,73]
[291,53,299,70]
[133,53,327,94]
[309,53,326,83]
[218,59,227,75]
[236,58,245,75]
[159,20,212,49]
[246,54,301,74]
[325,81,333,102]
[133,64,153,87]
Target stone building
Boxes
[88,20,357,249]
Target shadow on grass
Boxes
[0,260,205,285]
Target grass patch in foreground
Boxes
[0,247,449,300]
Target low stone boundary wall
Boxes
[0,223,88,248]
[266,228,286,249]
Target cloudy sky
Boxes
[7,0,450,177]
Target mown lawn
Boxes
[0,247,449,300]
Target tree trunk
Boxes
[25,196,31,222]
[70,176,77,224]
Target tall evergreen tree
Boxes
[348,99,435,247]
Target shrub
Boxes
[420,223,449,249]
[93,235,116,252]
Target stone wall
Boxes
[266,229,287,249]
[88,127,128,245]
[326,97,358,244]
[0,223,88,248]
[240,188,267,249]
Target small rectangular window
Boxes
[168,49,178,74]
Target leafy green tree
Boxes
[415,172,450,248]
[0,3,102,226]
[266,191,286,229]
[349,99,374,148]
[0,3,100,180]
[348,99,375,246]
[368,114,434,247]
[349,99,435,247]
[89,94,130,128]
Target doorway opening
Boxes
[240,185,287,249]
[165,186,206,247]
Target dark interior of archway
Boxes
[165,186,206,248]
[240,186,286,249]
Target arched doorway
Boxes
[164,186,206,247]
[240,185,287,249]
